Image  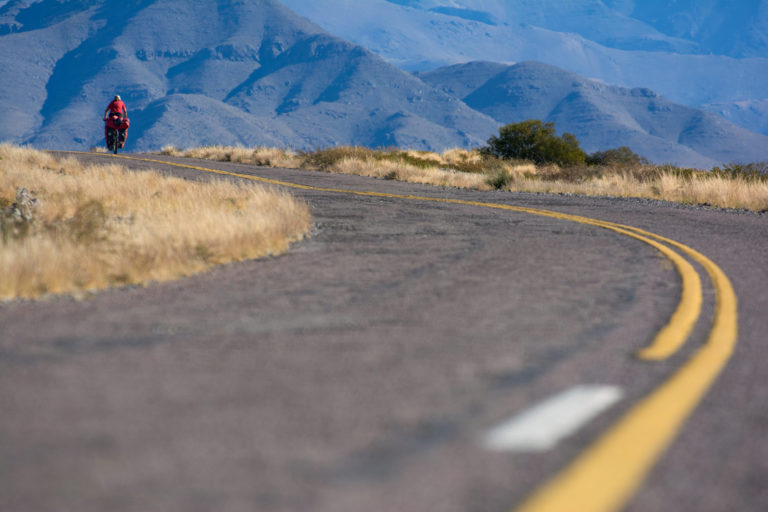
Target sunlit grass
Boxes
[0,144,311,300]
[161,145,768,212]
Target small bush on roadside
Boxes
[712,162,768,181]
[300,146,376,170]
[486,169,513,189]
[481,120,587,166]
[587,146,648,166]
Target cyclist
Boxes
[104,94,128,120]
[103,94,130,149]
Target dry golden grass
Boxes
[500,169,768,211]
[0,144,311,300]
[162,145,303,168]
[158,145,768,212]
[329,155,492,189]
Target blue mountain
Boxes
[0,0,498,152]
[281,0,768,136]
[418,61,768,167]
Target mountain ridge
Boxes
[1,0,499,152]
[418,61,768,168]
[281,0,768,135]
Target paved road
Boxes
[1,153,766,512]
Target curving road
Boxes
[1,153,766,512]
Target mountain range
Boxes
[281,0,768,137]
[418,61,768,168]
[0,0,497,152]
[0,0,767,168]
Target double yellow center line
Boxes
[93,152,738,512]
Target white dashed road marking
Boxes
[483,385,624,452]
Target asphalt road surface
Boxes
[1,153,766,512]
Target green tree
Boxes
[482,120,586,166]
[587,146,648,166]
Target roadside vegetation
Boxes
[0,144,311,300]
[162,120,768,213]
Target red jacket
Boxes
[106,99,127,117]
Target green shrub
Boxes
[300,146,376,170]
[587,146,648,166]
[481,120,587,166]
[486,169,512,189]
[711,162,768,181]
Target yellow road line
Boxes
[82,152,737,512]
[102,153,702,360]
[513,241,737,512]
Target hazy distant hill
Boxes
[418,61,768,168]
[703,99,768,138]
[0,0,498,152]
[281,0,768,135]
[613,0,768,58]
